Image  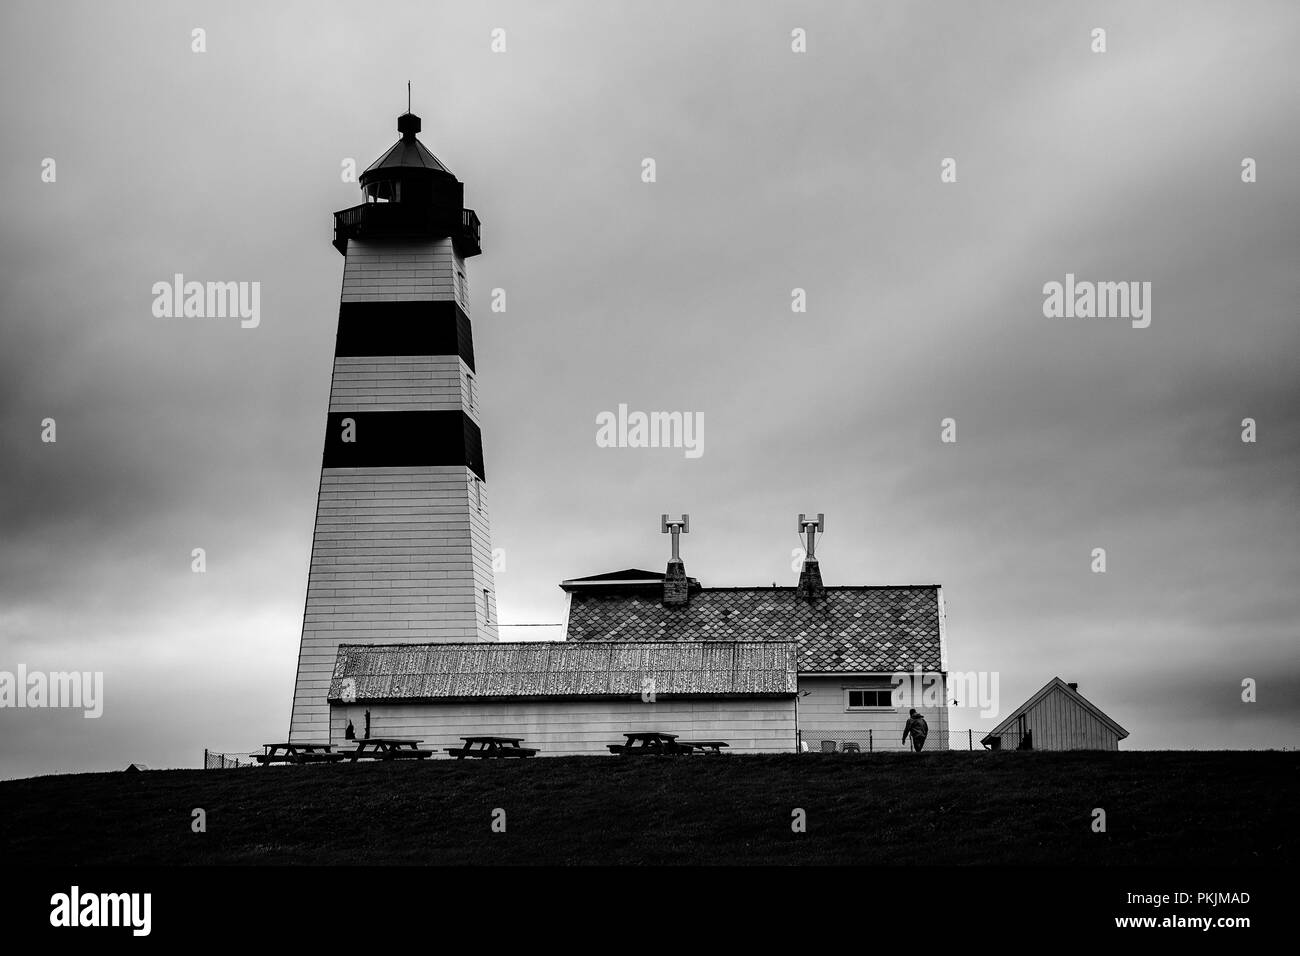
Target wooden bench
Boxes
[448,736,538,759]
[251,742,340,765]
[610,732,688,755]
[676,740,730,755]
[446,747,538,759]
[343,738,432,761]
[249,753,345,764]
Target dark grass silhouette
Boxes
[0,751,1293,865]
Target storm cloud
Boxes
[0,1,1296,778]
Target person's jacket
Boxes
[902,715,929,742]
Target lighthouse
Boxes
[289,110,497,742]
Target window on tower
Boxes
[364,180,399,203]
[455,265,467,310]
[467,373,477,412]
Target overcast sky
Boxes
[1,1,1296,778]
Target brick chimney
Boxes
[1067,682,1078,692]
[796,558,825,601]
[661,514,691,607]
[663,558,690,606]
[796,513,826,601]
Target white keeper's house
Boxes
[290,107,950,755]
[320,517,950,755]
[556,551,950,754]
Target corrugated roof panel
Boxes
[328,640,798,702]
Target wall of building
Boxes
[1002,685,1121,751]
[330,697,797,755]
[290,234,496,742]
[340,237,458,302]
[797,674,950,752]
[327,355,472,414]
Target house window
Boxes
[466,373,476,412]
[483,589,492,623]
[472,476,482,513]
[846,689,894,710]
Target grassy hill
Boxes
[0,751,1293,865]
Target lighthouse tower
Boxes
[289,110,497,742]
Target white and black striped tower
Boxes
[289,108,497,742]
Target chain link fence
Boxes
[203,748,256,769]
[799,729,1032,753]
[209,737,1035,763]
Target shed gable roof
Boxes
[563,568,664,584]
[985,677,1129,740]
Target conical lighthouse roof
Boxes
[361,112,454,179]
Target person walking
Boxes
[902,708,929,752]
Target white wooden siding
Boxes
[329,356,477,421]
[797,674,950,752]
[291,465,498,741]
[292,237,494,742]
[340,238,457,302]
[1011,685,1121,751]
[330,698,797,755]
[467,478,496,633]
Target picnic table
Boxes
[676,740,730,755]
[607,732,691,756]
[250,742,343,765]
[344,737,433,761]
[445,736,539,759]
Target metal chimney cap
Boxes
[797,513,824,531]
[397,111,422,139]
[660,514,689,533]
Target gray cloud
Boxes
[1,1,1296,777]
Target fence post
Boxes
[968,729,972,751]
[869,729,873,753]
[204,748,208,769]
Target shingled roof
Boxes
[327,640,798,703]
[563,586,943,673]
[362,121,453,177]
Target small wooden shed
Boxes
[981,677,1128,751]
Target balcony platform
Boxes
[332,203,480,257]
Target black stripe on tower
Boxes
[335,301,475,371]
[322,411,485,480]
